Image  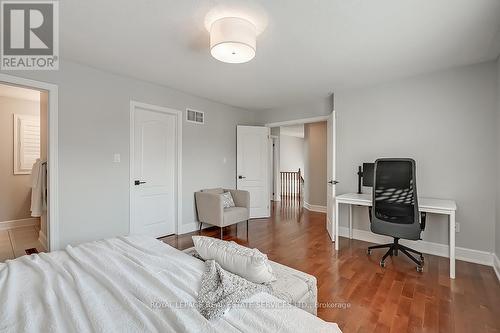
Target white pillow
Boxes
[221,192,235,208]
[192,236,276,284]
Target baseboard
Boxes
[179,221,252,235]
[338,227,494,267]
[38,230,47,250]
[304,202,327,213]
[493,254,500,282]
[0,217,39,231]
[179,222,216,235]
[179,222,199,235]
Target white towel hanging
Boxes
[30,159,47,217]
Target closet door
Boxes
[130,102,180,238]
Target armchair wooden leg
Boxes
[199,222,203,234]
[236,223,238,236]
[220,227,223,239]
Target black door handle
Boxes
[328,180,339,185]
[134,180,146,185]
[238,175,246,179]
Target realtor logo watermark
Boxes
[1,0,58,70]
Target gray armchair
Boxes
[195,188,250,238]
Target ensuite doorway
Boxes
[0,82,49,260]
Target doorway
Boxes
[0,83,50,260]
[0,74,58,252]
[266,113,336,240]
[129,101,182,238]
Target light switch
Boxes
[113,153,121,163]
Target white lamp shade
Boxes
[210,17,256,64]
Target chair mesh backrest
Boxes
[373,159,418,225]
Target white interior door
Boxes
[326,111,337,240]
[237,126,270,218]
[130,102,179,237]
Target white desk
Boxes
[334,193,457,278]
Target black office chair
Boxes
[367,158,426,272]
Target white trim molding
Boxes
[0,217,39,231]
[493,254,500,282]
[0,73,59,251]
[338,227,495,267]
[180,222,206,235]
[304,202,327,213]
[38,230,47,250]
[264,115,329,128]
[129,101,183,236]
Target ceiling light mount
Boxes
[210,17,257,64]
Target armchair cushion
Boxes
[223,207,249,226]
[227,189,250,208]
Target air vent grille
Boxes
[186,109,204,124]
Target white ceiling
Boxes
[280,124,304,138]
[0,84,40,102]
[61,0,500,110]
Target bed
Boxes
[0,236,340,332]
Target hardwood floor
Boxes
[160,201,500,333]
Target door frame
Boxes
[326,111,336,241]
[265,114,332,207]
[129,101,182,236]
[270,135,279,201]
[264,115,329,128]
[0,73,59,251]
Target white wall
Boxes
[279,134,304,173]
[2,60,255,248]
[257,61,498,253]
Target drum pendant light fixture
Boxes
[210,17,257,64]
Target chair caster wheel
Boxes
[416,266,423,272]
[380,260,385,268]
[367,249,372,255]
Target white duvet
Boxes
[0,236,341,333]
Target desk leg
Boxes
[349,204,353,239]
[335,201,339,251]
[450,211,456,279]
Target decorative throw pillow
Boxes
[221,192,235,208]
[192,236,276,284]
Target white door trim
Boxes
[0,73,59,251]
[129,101,183,236]
[264,115,329,128]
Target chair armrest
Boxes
[227,189,250,208]
[195,192,224,226]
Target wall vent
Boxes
[186,109,204,124]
